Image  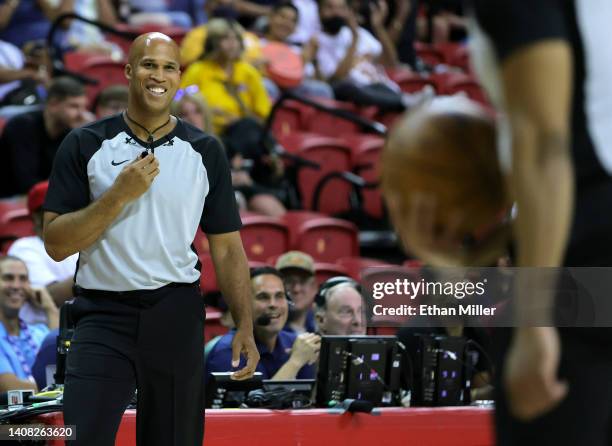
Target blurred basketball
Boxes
[381,96,510,264]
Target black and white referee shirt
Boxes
[43,114,242,291]
[470,0,612,266]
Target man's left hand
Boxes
[230,327,260,380]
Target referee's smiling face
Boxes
[125,33,182,114]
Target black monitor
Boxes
[315,335,402,408]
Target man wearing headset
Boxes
[315,276,367,336]
[206,267,320,380]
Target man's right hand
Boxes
[288,333,321,366]
[504,327,568,421]
[112,153,160,204]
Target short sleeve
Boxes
[472,0,568,62]
[316,32,340,80]
[359,28,382,58]
[43,130,91,215]
[200,137,242,234]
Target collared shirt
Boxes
[0,320,49,380]
[180,59,271,134]
[206,329,316,380]
[44,115,241,292]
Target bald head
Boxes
[128,32,180,67]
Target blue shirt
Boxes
[0,320,49,380]
[31,329,58,390]
[206,329,316,380]
[0,1,50,48]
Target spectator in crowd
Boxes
[0,76,93,197]
[286,0,319,45]
[92,84,128,119]
[315,0,432,110]
[171,88,213,133]
[61,0,122,56]
[350,0,416,68]
[276,251,318,334]
[0,255,59,393]
[0,39,47,110]
[0,0,73,48]
[314,276,366,335]
[170,88,284,216]
[180,5,264,68]
[206,267,319,380]
[181,18,271,134]
[8,181,77,324]
[181,18,286,216]
[113,0,193,28]
[261,2,333,99]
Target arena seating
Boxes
[0,207,34,254]
[81,57,129,103]
[282,211,359,261]
[281,132,354,214]
[239,214,290,262]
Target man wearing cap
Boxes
[276,251,318,334]
[8,181,78,324]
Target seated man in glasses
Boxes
[276,251,319,334]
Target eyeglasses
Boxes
[174,84,200,101]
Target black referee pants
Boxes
[63,283,205,446]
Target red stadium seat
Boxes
[81,57,129,104]
[272,100,313,143]
[301,98,361,137]
[346,135,385,219]
[282,210,331,248]
[336,256,391,280]
[386,68,437,94]
[289,215,359,262]
[0,117,7,136]
[314,262,349,283]
[240,215,289,262]
[281,133,353,214]
[64,51,116,72]
[199,253,219,294]
[0,208,35,254]
[204,307,229,343]
[414,42,445,66]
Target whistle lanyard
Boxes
[5,321,38,379]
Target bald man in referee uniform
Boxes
[42,33,259,446]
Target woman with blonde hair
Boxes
[180,18,271,135]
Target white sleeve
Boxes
[316,37,339,80]
[8,239,59,287]
[358,27,382,58]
